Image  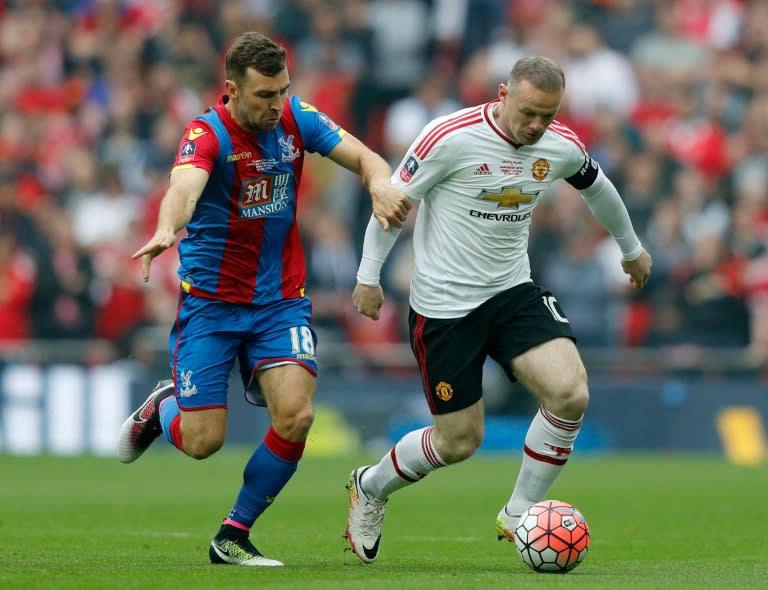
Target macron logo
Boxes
[473,163,491,176]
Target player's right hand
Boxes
[352,283,384,320]
[132,229,177,282]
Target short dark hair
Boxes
[225,32,287,86]
[508,56,565,93]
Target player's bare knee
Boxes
[545,380,589,419]
[566,369,590,414]
[555,390,589,421]
[571,386,590,414]
[291,408,314,437]
[441,438,482,464]
[273,407,314,440]
[434,429,483,464]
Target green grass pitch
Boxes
[1,450,767,589]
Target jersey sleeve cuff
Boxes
[356,256,384,287]
[622,243,645,262]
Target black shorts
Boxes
[408,282,575,415]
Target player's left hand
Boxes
[621,249,652,289]
[352,283,384,320]
[369,180,411,231]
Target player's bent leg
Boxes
[497,337,588,540]
[116,379,175,463]
[209,364,314,567]
[179,407,227,460]
[344,406,482,563]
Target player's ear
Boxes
[225,79,238,99]
[498,83,508,101]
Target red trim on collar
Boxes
[483,101,522,148]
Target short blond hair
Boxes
[508,56,565,93]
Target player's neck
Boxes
[225,100,244,129]
[224,100,259,135]
[491,103,521,145]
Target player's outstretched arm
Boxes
[133,167,208,282]
[327,133,411,231]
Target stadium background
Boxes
[0,0,766,463]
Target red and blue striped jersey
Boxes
[170,95,345,305]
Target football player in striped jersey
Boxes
[117,31,410,566]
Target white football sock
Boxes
[362,426,446,499]
[505,406,582,517]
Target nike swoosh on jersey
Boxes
[188,127,207,140]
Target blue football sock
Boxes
[225,444,298,529]
[158,395,180,445]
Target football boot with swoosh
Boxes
[116,379,174,463]
[345,466,387,563]
[209,525,283,567]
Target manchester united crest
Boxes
[435,381,454,401]
[531,158,551,181]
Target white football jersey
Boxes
[392,100,601,318]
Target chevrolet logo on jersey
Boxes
[479,186,538,209]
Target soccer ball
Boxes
[514,500,590,573]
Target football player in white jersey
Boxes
[344,56,652,563]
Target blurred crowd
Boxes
[1,0,768,365]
